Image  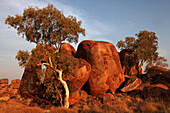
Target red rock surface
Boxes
[76,40,124,96]
[121,76,142,92]
[102,93,115,103]
[59,43,91,90]
[0,78,8,84]
[146,66,169,78]
[138,66,170,88]
[119,49,140,76]
[70,58,91,90]
[67,80,82,105]
[19,68,41,99]
[59,43,76,56]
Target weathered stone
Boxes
[69,58,91,90]
[138,66,170,88]
[81,90,88,101]
[19,68,41,99]
[127,83,169,101]
[0,84,8,89]
[143,85,170,101]
[103,93,115,103]
[10,79,21,89]
[119,49,140,76]
[11,79,20,84]
[67,80,82,105]
[147,66,169,78]
[76,40,124,96]
[121,76,142,92]
[59,43,76,56]
[0,78,8,84]
[0,86,8,97]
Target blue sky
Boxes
[0,0,170,81]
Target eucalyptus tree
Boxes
[6,4,85,108]
[117,30,168,74]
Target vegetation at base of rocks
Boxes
[117,30,168,73]
[4,2,169,112]
[5,4,84,108]
[0,94,169,113]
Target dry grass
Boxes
[0,95,169,113]
[0,99,44,113]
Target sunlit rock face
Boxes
[59,43,76,56]
[76,40,124,96]
[59,43,91,90]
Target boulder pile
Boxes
[76,40,124,96]
[1,40,169,108]
[0,78,20,98]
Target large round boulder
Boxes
[59,43,76,56]
[76,40,124,96]
[59,43,91,90]
[70,58,91,89]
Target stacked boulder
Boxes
[125,66,170,101]
[16,40,169,106]
[59,43,91,105]
[17,40,125,105]
[0,79,9,97]
[0,78,21,98]
[76,40,124,96]
[8,79,21,98]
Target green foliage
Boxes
[134,31,159,63]
[116,37,135,50]
[16,44,78,105]
[43,73,63,105]
[5,4,85,47]
[8,4,84,106]
[117,30,168,72]
[145,56,169,72]
[17,44,78,79]
[16,50,30,67]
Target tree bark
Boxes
[42,63,70,108]
[57,70,69,108]
[140,61,144,74]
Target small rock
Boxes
[103,93,115,103]
[121,76,142,92]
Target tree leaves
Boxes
[116,30,168,72]
[5,4,85,47]
[15,50,30,68]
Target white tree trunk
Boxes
[42,63,70,108]
[140,61,145,74]
[58,70,69,108]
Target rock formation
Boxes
[69,58,91,89]
[67,80,82,105]
[119,49,140,76]
[19,68,41,98]
[127,66,170,101]
[59,43,76,56]
[8,79,21,98]
[121,76,142,92]
[76,40,124,96]
[0,79,20,98]
[59,43,91,90]
[0,79,9,97]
